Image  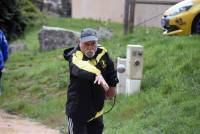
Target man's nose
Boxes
[88,45,94,50]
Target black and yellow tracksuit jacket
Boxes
[63,45,119,123]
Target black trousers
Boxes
[68,116,104,134]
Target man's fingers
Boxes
[105,84,109,91]
[101,81,109,92]
[102,82,108,88]
[94,75,101,84]
[98,79,101,85]
[94,78,98,84]
[94,75,108,89]
[94,76,101,85]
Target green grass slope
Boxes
[0,16,200,134]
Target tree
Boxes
[0,0,26,40]
[124,0,136,35]
[61,0,71,17]
[0,0,44,40]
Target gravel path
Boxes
[0,110,60,134]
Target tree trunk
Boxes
[124,0,136,35]
[129,0,136,33]
[124,0,130,35]
[61,0,71,17]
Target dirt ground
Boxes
[0,110,60,134]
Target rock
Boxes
[9,44,28,54]
[38,26,79,51]
[96,27,113,40]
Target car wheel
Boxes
[192,15,200,34]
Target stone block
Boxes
[38,26,79,51]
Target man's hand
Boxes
[105,87,116,99]
[94,74,109,92]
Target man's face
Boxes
[80,41,97,58]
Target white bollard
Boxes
[126,79,141,94]
[126,45,144,95]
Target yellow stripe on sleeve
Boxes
[72,51,101,75]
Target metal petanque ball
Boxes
[117,64,126,73]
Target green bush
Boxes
[0,0,44,40]
[0,0,26,40]
[16,0,45,28]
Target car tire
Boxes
[192,14,200,34]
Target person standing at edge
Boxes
[0,28,9,95]
[63,28,119,134]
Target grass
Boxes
[0,15,200,133]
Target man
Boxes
[0,29,9,95]
[63,28,119,134]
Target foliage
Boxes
[16,0,44,28]
[0,0,26,40]
[0,0,44,40]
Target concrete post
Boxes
[126,45,144,94]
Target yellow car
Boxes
[161,0,200,35]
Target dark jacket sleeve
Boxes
[104,53,119,87]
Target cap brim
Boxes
[80,36,98,43]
